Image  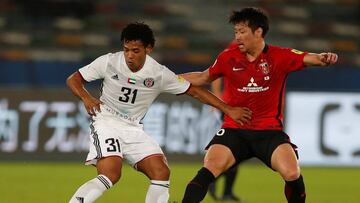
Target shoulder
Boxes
[267,44,305,55]
[106,51,123,61]
[218,46,242,61]
[91,52,118,65]
[144,55,168,72]
[145,54,162,66]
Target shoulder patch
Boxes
[291,49,304,54]
[177,76,186,83]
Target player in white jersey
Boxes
[66,22,252,203]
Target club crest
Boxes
[259,59,270,75]
[143,78,155,87]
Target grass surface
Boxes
[0,162,359,203]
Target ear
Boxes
[255,27,263,38]
[145,46,153,54]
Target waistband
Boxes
[101,105,139,124]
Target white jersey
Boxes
[79,51,190,128]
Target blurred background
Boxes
[0,0,359,202]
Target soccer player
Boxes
[181,7,338,203]
[66,22,252,203]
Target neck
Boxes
[129,65,141,72]
[128,60,145,73]
[246,41,265,61]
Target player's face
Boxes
[123,40,152,72]
[234,22,262,53]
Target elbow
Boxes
[66,75,73,88]
[186,85,195,96]
[186,85,199,97]
[66,72,80,89]
[66,71,85,88]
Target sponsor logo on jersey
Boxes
[128,77,136,84]
[104,106,137,123]
[238,77,269,92]
[232,67,245,71]
[258,59,270,75]
[111,74,119,80]
[144,78,155,87]
[247,77,258,87]
[291,49,304,54]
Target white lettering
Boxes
[20,101,48,152]
[0,99,19,152]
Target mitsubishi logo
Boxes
[238,77,269,92]
[247,77,258,87]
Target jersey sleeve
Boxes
[208,53,227,79]
[78,54,109,82]
[161,66,191,94]
[280,48,307,73]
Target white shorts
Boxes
[85,106,164,167]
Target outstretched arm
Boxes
[185,85,252,125]
[66,71,102,116]
[304,52,338,67]
[180,69,217,86]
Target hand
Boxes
[319,52,338,66]
[226,106,252,125]
[83,96,103,116]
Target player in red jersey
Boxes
[181,7,338,203]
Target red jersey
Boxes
[209,44,307,130]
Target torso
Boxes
[210,44,306,130]
[79,52,190,127]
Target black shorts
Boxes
[205,128,298,169]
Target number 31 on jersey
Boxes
[119,87,138,104]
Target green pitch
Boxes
[0,162,359,203]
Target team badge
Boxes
[143,78,155,87]
[259,59,270,75]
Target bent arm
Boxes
[66,71,101,116]
[66,71,91,100]
[303,52,338,67]
[180,69,217,86]
[186,85,251,125]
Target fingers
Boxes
[87,106,97,116]
[95,103,102,113]
[86,103,102,116]
[236,116,250,126]
[243,107,252,115]
[241,108,252,119]
[321,52,338,65]
[240,115,251,125]
[232,107,252,125]
[329,53,338,64]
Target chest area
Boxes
[230,57,275,85]
[105,69,160,94]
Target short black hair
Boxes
[229,7,269,37]
[121,22,155,48]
